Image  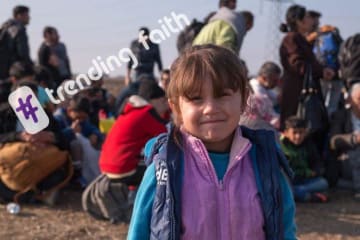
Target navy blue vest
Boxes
[145,126,294,240]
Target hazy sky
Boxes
[1,0,359,77]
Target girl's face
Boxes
[173,78,243,152]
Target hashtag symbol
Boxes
[15,94,39,123]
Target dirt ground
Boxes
[0,189,359,240]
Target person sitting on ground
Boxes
[250,62,281,109]
[100,80,168,185]
[81,76,116,126]
[54,95,103,184]
[158,69,170,91]
[54,95,103,147]
[247,61,281,129]
[281,116,329,203]
[9,62,53,111]
[34,65,56,112]
[114,74,157,117]
[82,80,168,223]
[0,81,70,205]
[329,83,360,201]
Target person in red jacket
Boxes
[82,81,169,222]
[99,80,168,184]
[82,80,169,223]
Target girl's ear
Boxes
[168,98,182,125]
[168,99,176,113]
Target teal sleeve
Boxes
[280,170,298,240]
[127,163,156,240]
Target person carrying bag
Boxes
[297,64,329,136]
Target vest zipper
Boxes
[219,180,224,190]
[169,164,176,240]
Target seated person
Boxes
[54,95,103,147]
[0,81,69,205]
[330,83,360,201]
[100,80,168,183]
[114,74,157,117]
[281,116,329,202]
[34,65,56,112]
[248,61,281,129]
[9,62,53,110]
[82,81,168,223]
[80,76,116,126]
[54,95,103,184]
[158,69,170,90]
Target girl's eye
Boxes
[220,90,234,97]
[188,96,202,101]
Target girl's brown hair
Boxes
[168,44,249,126]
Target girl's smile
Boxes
[176,78,243,152]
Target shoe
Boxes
[310,192,329,203]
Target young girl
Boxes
[128,45,296,240]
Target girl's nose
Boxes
[203,99,218,114]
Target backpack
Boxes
[313,26,343,70]
[176,19,205,54]
[338,33,360,87]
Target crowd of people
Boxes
[0,1,359,239]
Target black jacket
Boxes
[0,19,32,80]
[128,40,162,76]
[330,108,356,153]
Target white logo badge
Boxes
[8,86,49,134]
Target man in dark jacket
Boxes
[126,27,163,85]
[0,5,32,80]
[38,26,72,89]
[330,83,360,201]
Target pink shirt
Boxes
[180,127,266,240]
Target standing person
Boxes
[38,26,72,89]
[193,8,254,56]
[126,27,163,85]
[218,0,237,10]
[306,10,344,117]
[0,5,32,80]
[307,10,322,35]
[279,4,335,151]
[128,45,296,240]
